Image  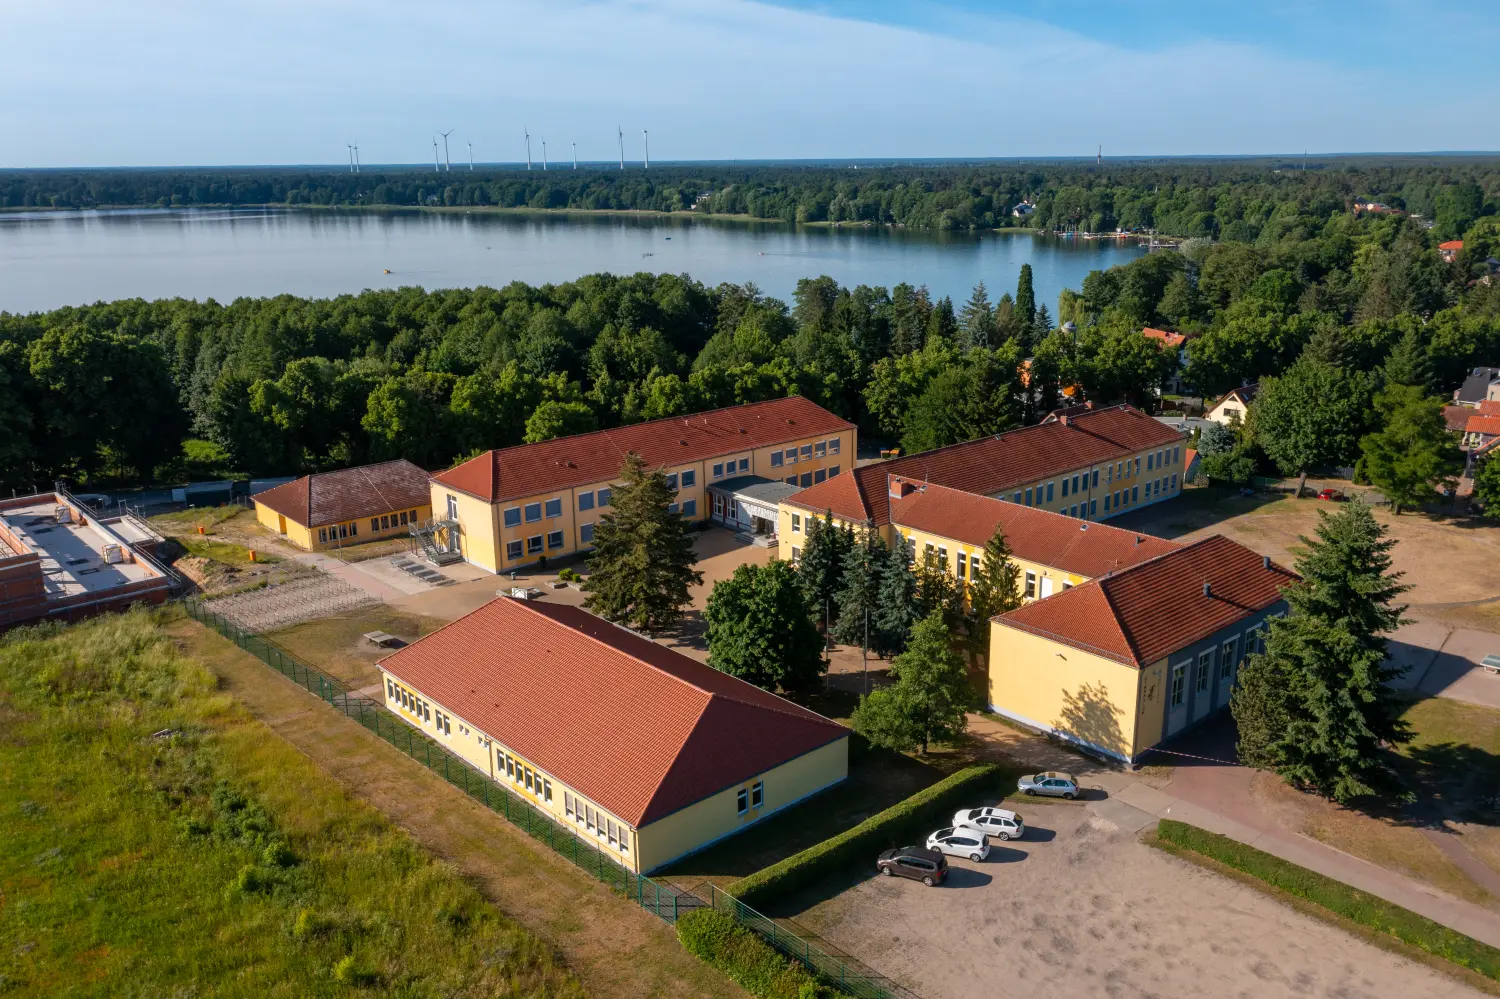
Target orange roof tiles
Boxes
[995,534,1296,667]
[432,397,853,503]
[1445,406,1475,432]
[378,598,847,827]
[785,405,1183,527]
[252,459,431,528]
[886,478,1180,578]
[1440,240,1465,250]
[1142,327,1187,348]
[1465,415,1500,437]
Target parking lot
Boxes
[794,799,1483,999]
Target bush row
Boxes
[727,763,1005,909]
[1155,819,1500,981]
[677,909,851,999]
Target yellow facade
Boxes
[892,523,1087,602]
[988,623,1163,762]
[254,499,431,552]
[378,666,849,874]
[438,428,855,574]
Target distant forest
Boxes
[2,158,1499,493]
[3,158,1498,239]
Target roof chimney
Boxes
[888,475,918,500]
[1059,413,1070,425]
[1203,581,1212,598]
[1262,555,1271,570]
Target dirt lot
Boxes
[797,802,1484,999]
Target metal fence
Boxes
[178,598,907,997]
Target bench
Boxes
[363,630,401,648]
[1482,655,1500,676]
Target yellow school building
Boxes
[252,459,433,551]
[988,535,1293,763]
[377,597,850,873]
[427,396,855,574]
[778,403,1188,563]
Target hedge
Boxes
[1156,819,1500,981]
[728,763,1004,909]
[677,908,852,999]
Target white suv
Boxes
[926,827,990,862]
[953,806,1025,841]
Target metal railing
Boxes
[178,597,909,998]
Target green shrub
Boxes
[230,864,270,895]
[1156,820,1500,980]
[676,909,847,999]
[262,840,298,869]
[292,908,336,940]
[332,954,377,986]
[557,567,580,582]
[729,764,1004,908]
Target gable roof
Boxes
[1458,368,1500,403]
[784,405,1183,527]
[252,459,431,528]
[1465,415,1500,438]
[995,534,1295,667]
[1210,384,1259,411]
[1445,405,1475,432]
[378,598,847,827]
[886,478,1180,579]
[1439,240,1465,251]
[432,396,853,504]
[1141,327,1187,348]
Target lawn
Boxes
[179,535,281,566]
[148,503,247,534]
[0,609,585,998]
[266,607,450,689]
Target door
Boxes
[1166,662,1190,735]
[1040,576,1054,598]
[277,514,286,535]
[1191,650,1214,723]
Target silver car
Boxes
[953,806,1025,841]
[926,827,990,862]
[1018,771,1080,799]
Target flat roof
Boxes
[710,475,803,505]
[0,498,164,598]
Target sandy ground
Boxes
[798,803,1485,999]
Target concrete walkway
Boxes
[967,714,1500,950]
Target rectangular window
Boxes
[667,502,679,515]
[1106,465,1113,483]
[768,452,782,468]
[524,502,542,523]
[505,755,515,778]
[506,539,523,560]
[547,530,564,550]
[349,522,357,537]
[1175,445,1181,464]
[607,819,617,846]
[370,518,381,533]
[829,465,841,477]
[790,546,800,562]
[800,444,813,460]
[1147,452,1154,470]
[956,552,966,578]
[681,469,696,487]
[786,476,798,486]
[1171,473,1178,491]
[713,462,725,477]
[737,788,749,815]
[1025,571,1037,598]
[800,472,812,487]
[1090,499,1097,517]
[1197,651,1212,692]
[1104,494,1111,512]
[1070,504,1078,518]
[1046,482,1054,502]
[399,511,409,526]
[1072,474,1081,494]
[829,437,841,454]
[751,781,764,808]
[814,469,827,484]
[1013,492,1022,503]
[1221,637,1238,679]
[585,805,595,831]
[1092,469,1099,488]
[318,528,327,543]
[544,779,552,802]
[543,497,561,519]
[565,792,574,818]
[665,473,678,490]
[409,509,418,523]
[597,488,612,507]
[738,458,749,472]
[380,516,390,530]
[937,546,948,568]
[1061,477,1069,497]
[925,542,935,560]
[1171,664,1186,706]
[578,491,594,511]
[815,441,827,458]
[970,557,980,582]
[526,535,543,555]
[791,514,801,533]
[1025,486,1033,506]
[785,447,797,464]
[579,523,595,544]
[682,499,696,517]
[1133,486,1139,503]
[524,767,534,791]
[1135,457,1140,475]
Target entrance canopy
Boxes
[707,475,802,524]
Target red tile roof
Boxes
[887,479,1180,578]
[378,598,848,827]
[995,534,1295,667]
[1210,384,1260,410]
[1142,327,1187,348]
[432,397,853,503]
[1465,415,1500,438]
[785,405,1183,527]
[1445,406,1475,432]
[252,459,431,528]
[1440,240,1465,251]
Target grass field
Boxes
[149,503,247,534]
[179,535,281,566]
[267,608,449,689]
[0,610,585,998]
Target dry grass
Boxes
[266,608,448,689]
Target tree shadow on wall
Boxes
[1052,681,1126,761]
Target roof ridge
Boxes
[1094,579,1144,665]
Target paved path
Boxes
[1389,617,1500,710]
[292,551,409,603]
[967,714,1500,950]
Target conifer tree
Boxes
[832,524,886,652]
[1358,384,1462,514]
[964,523,1024,663]
[583,453,703,631]
[958,282,994,349]
[851,611,971,754]
[1015,263,1037,329]
[872,536,922,655]
[796,511,851,634]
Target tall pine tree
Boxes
[964,523,1024,664]
[873,535,922,656]
[832,524,886,652]
[958,282,994,350]
[1015,263,1037,329]
[583,453,703,631]
[797,511,852,635]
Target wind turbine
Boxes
[525,127,532,170]
[353,145,361,173]
[468,142,474,171]
[347,144,356,174]
[572,142,577,170]
[542,138,548,171]
[617,126,624,170]
[643,130,649,169]
[439,130,453,172]
[432,137,440,173]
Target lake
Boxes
[0,207,1148,314]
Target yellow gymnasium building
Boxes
[777,404,1187,563]
[428,396,854,573]
[252,459,433,552]
[988,535,1293,763]
[377,597,850,873]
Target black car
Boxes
[876,846,947,886]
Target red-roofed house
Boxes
[1440,240,1464,264]
[1206,384,1259,425]
[252,459,433,551]
[377,597,849,872]
[1142,328,1190,393]
[778,404,1187,564]
[429,397,854,573]
[989,534,1294,762]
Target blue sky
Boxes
[1,0,1494,168]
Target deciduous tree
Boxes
[704,559,825,692]
[1357,384,1462,513]
[851,611,971,754]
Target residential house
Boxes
[377,597,849,873]
[1142,327,1190,393]
[1454,368,1500,407]
[778,404,1187,563]
[428,397,854,573]
[988,535,1294,763]
[1440,240,1464,264]
[1205,384,1259,426]
[252,459,432,551]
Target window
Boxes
[1046,481,1054,502]
[1116,461,1123,480]
[1061,477,1069,498]
[800,444,813,460]
[1104,494,1111,512]
[578,491,594,511]
[737,788,749,815]
[607,819,618,847]
[1171,473,1178,491]
[579,523,595,544]
[969,557,980,582]
[1135,457,1141,475]
[1073,474,1081,494]
[681,469,696,487]
[505,755,515,778]
[547,530,564,550]
[800,472,812,487]
[665,473,678,490]
[1175,445,1181,464]
[371,518,380,532]
[924,542,935,560]
[337,524,347,539]
[503,507,521,528]
[829,465,841,477]
[785,447,797,464]
[682,499,697,517]
[1069,504,1078,518]
[956,552,966,579]
[524,502,542,523]
[737,458,748,473]
[1092,469,1099,488]
[543,498,561,518]
[1221,637,1238,679]
[769,452,782,468]
[399,511,409,526]
[1147,452,1154,470]
[785,476,798,486]
[506,540,523,560]
[790,546,800,562]
[667,503,679,515]
[1132,486,1139,503]
[585,805,595,831]
[1025,486,1033,506]
[1090,499,1097,517]
[751,781,764,808]
[1024,571,1037,598]
[1170,664,1186,706]
[713,462,725,477]
[791,514,801,533]
[1196,651,1212,692]
[565,792,574,818]
[318,528,327,543]
[597,488,612,507]
[829,438,841,454]
[1106,465,1113,483]
[543,779,552,803]
[409,509,418,523]
[814,469,827,484]
[937,546,948,568]
[524,767,534,791]
[387,679,395,698]
[526,535,543,555]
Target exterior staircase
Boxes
[409,517,465,566]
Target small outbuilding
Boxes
[252,459,432,551]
